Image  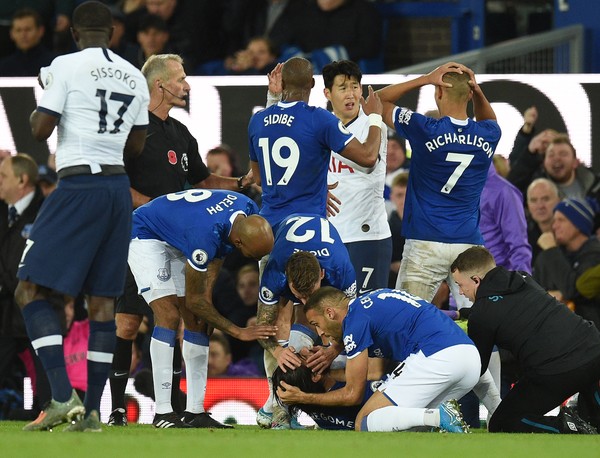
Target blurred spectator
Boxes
[526,178,561,265]
[384,134,408,216]
[108,5,139,66]
[284,0,382,73]
[36,164,57,197]
[206,145,240,178]
[0,1,72,58]
[133,14,172,68]
[508,132,599,203]
[63,299,89,401]
[0,9,54,77]
[208,331,262,377]
[508,105,538,167]
[229,0,303,57]
[493,154,510,178]
[0,154,46,408]
[480,163,531,274]
[387,171,408,288]
[225,36,278,75]
[576,264,600,300]
[143,0,233,72]
[534,198,600,330]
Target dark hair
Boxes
[73,1,113,30]
[322,60,362,90]
[12,8,43,28]
[206,144,240,176]
[548,133,576,158]
[285,251,321,298]
[272,364,325,416]
[304,286,347,314]
[139,14,169,33]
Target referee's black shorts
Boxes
[115,267,153,316]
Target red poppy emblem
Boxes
[167,150,177,165]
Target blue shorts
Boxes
[17,174,132,297]
[346,237,392,294]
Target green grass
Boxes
[1,422,599,458]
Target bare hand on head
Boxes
[327,182,341,217]
[237,324,278,341]
[276,381,305,404]
[304,345,340,375]
[427,62,463,87]
[276,346,303,372]
[360,85,382,116]
[268,63,283,96]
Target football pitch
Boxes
[1,423,599,458]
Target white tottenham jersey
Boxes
[38,47,149,171]
[327,108,390,243]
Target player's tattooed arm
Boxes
[186,260,237,334]
[256,301,280,352]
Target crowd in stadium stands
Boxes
[0,0,599,433]
[0,0,384,76]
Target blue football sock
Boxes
[84,320,116,415]
[22,300,72,402]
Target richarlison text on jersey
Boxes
[425,132,494,157]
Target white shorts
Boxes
[128,238,187,304]
[396,239,478,309]
[378,344,481,408]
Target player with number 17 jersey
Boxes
[248,101,355,231]
[259,214,356,305]
[37,48,149,171]
[392,107,501,244]
[131,190,259,270]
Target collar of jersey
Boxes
[448,116,469,126]
[278,101,300,108]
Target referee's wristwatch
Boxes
[237,175,247,190]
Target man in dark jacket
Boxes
[451,246,600,434]
[0,154,45,393]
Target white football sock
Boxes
[182,339,208,414]
[150,337,175,415]
[364,406,431,431]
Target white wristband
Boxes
[368,113,382,128]
[266,91,282,108]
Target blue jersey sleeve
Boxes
[342,306,372,359]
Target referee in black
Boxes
[450,246,600,434]
[108,53,253,428]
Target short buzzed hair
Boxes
[527,177,559,202]
[141,53,183,90]
[304,286,348,315]
[72,1,112,30]
[442,71,471,102]
[548,133,576,158]
[450,246,496,277]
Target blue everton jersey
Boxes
[248,101,354,230]
[392,107,501,244]
[259,214,356,305]
[131,189,258,271]
[304,380,376,430]
[342,289,473,362]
